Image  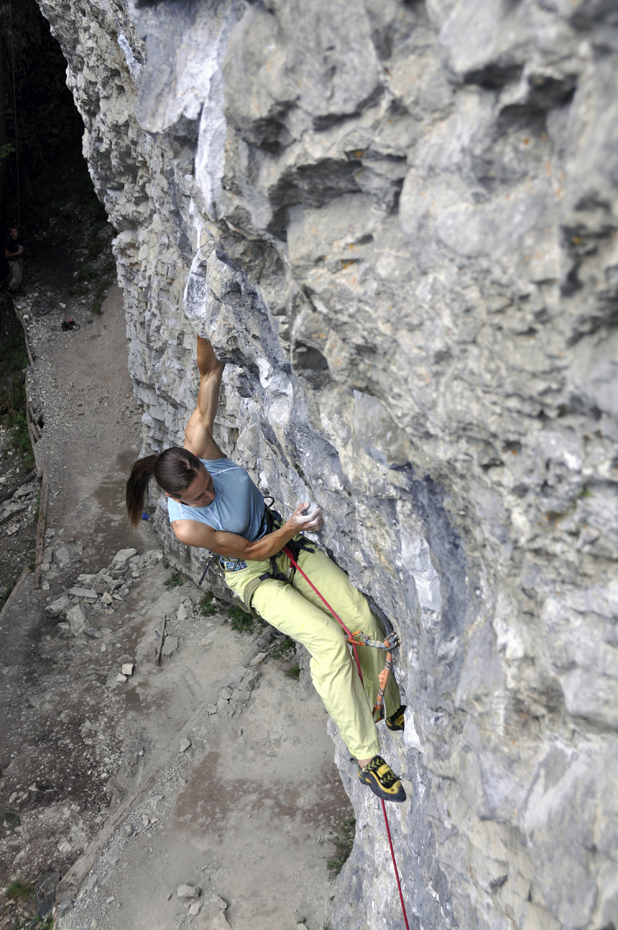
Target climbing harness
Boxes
[196,504,411,929]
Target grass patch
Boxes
[285,665,301,680]
[0,586,13,611]
[271,636,295,658]
[2,812,20,831]
[229,607,265,635]
[164,571,184,589]
[327,817,356,877]
[200,592,218,617]
[5,880,35,902]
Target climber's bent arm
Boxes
[171,503,324,561]
[184,336,226,460]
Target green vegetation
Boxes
[271,636,295,658]
[285,665,301,680]
[327,818,356,877]
[229,607,265,635]
[36,917,54,930]
[200,592,218,617]
[5,880,35,902]
[1,812,20,831]
[0,586,13,611]
[164,571,184,589]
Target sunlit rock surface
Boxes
[36,0,618,926]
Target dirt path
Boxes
[0,282,353,930]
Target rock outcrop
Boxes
[35,0,618,927]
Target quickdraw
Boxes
[347,630,400,722]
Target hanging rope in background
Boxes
[7,0,20,229]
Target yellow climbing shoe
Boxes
[386,705,406,732]
[358,755,406,803]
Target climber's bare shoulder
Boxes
[183,410,226,460]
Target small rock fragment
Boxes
[124,824,133,836]
[210,895,228,910]
[161,635,178,657]
[54,547,71,567]
[112,548,137,566]
[178,738,191,753]
[188,902,202,916]
[177,884,200,899]
[250,652,267,666]
[67,605,86,636]
[117,673,127,683]
[45,594,71,617]
[101,592,113,605]
[122,663,134,676]
[67,587,97,598]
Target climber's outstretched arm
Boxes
[184,336,226,461]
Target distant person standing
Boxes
[5,224,23,293]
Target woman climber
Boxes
[125,335,407,803]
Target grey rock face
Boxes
[35,0,618,926]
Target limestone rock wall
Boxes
[35,0,618,927]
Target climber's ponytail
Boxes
[126,447,203,528]
[126,454,159,528]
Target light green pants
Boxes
[225,544,401,760]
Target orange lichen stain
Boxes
[524,255,530,262]
[348,243,355,250]
[334,358,342,366]
[321,334,326,339]
[512,450,518,455]
[523,137,530,145]
[541,132,548,143]
[572,236,583,244]
[385,68,391,76]
[545,162,553,175]
[341,260,355,270]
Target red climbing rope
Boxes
[281,546,411,930]
[381,799,411,930]
[281,546,363,682]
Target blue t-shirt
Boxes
[166,458,265,541]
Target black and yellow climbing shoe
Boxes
[386,705,406,732]
[358,755,406,803]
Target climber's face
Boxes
[169,464,215,508]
